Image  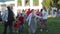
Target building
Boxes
[0,0,17,16]
[17,0,43,10]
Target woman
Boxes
[26,9,41,34]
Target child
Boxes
[17,13,24,33]
[14,13,24,34]
[14,19,20,30]
[14,16,21,33]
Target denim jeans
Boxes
[18,24,24,33]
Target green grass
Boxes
[0,18,60,34]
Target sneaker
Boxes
[16,31,19,34]
[46,30,48,32]
[29,33,31,34]
[40,29,43,32]
[13,31,15,32]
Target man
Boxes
[0,11,2,21]
[40,7,48,32]
[2,5,14,34]
[0,7,2,22]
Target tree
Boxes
[18,0,22,6]
[42,0,60,10]
[42,0,53,9]
[57,0,60,9]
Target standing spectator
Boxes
[17,11,21,18]
[0,11,2,21]
[57,9,60,17]
[22,9,25,16]
[22,9,27,19]
[26,9,31,17]
[2,5,14,34]
[2,7,8,34]
[0,7,2,21]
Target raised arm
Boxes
[34,14,42,19]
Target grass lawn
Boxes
[0,17,60,34]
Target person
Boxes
[16,13,25,34]
[2,7,8,34]
[36,9,40,24]
[39,9,44,32]
[57,9,60,17]
[36,9,40,16]
[0,11,2,21]
[26,9,41,34]
[22,9,27,19]
[2,5,14,34]
[22,9,25,16]
[40,7,48,32]
[25,0,28,5]
[26,9,31,17]
[16,11,21,18]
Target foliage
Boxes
[18,0,22,6]
[42,0,52,9]
[42,0,60,9]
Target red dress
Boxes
[14,16,24,29]
[14,20,20,29]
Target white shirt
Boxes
[42,10,48,19]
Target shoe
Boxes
[46,30,48,32]
[16,31,19,34]
[29,33,31,34]
[13,31,15,32]
[40,29,43,32]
